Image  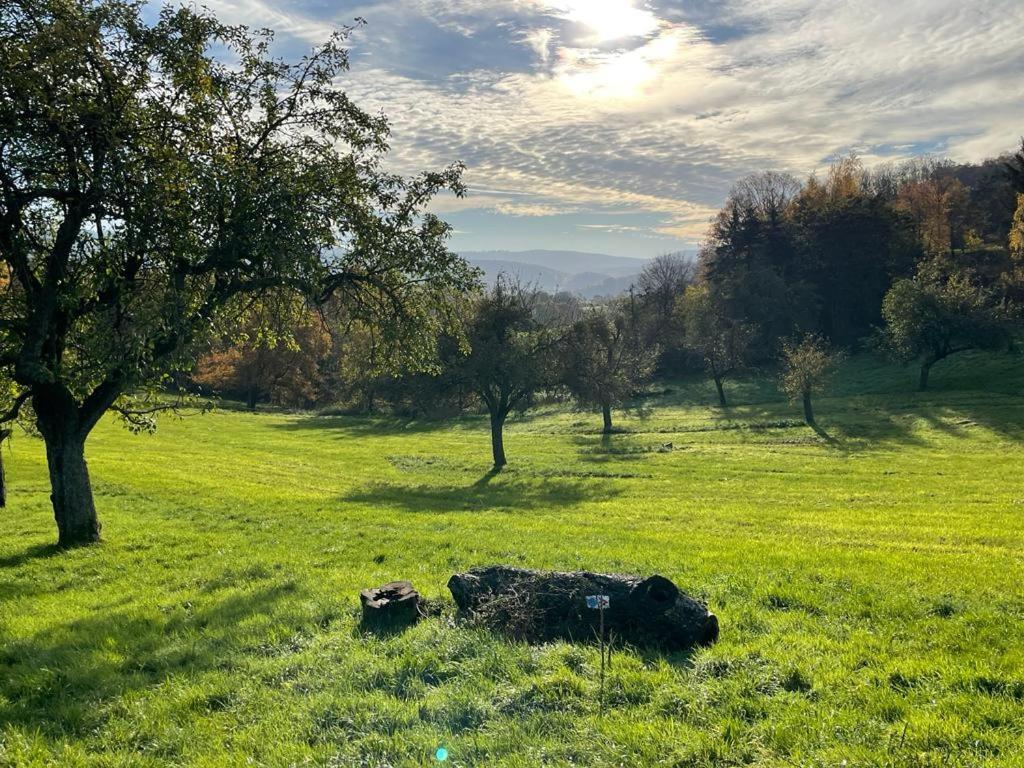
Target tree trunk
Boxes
[448,566,719,651]
[34,391,101,547]
[246,387,258,412]
[602,403,613,435]
[919,360,933,392]
[490,410,507,469]
[0,443,6,509]
[802,390,815,425]
[714,376,728,408]
[43,430,100,547]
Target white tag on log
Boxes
[586,595,610,609]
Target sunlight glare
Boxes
[551,0,659,42]
[557,31,680,101]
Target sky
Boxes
[189,0,1023,259]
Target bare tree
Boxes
[732,171,802,221]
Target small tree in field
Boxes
[458,278,558,469]
[561,302,655,434]
[0,0,477,546]
[780,334,842,426]
[679,284,755,408]
[880,266,1007,391]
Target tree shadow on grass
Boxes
[271,414,480,438]
[342,470,621,514]
[0,542,62,570]
[0,582,299,741]
[702,392,1024,451]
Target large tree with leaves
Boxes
[457,278,559,470]
[678,284,755,408]
[880,263,1008,391]
[561,301,655,434]
[0,0,476,546]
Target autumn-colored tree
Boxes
[1010,194,1024,262]
[194,301,332,410]
[895,177,970,258]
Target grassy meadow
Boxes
[1,351,1023,767]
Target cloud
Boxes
[189,0,1024,251]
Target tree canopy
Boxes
[456,278,559,469]
[880,264,1008,391]
[779,334,843,426]
[561,302,655,434]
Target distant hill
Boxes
[461,250,648,276]
[460,250,650,298]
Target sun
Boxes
[551,0,659,43]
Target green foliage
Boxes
[779,333,844,425]
[678,283,755,405]
[880,266,1008,388]
[779,334,843,401]
[459,278,561,418]
[561,302,656,430]
[1,352,1023,765]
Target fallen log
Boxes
[360,580,422,629]
[448,565,718,650]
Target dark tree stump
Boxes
[360,581,422,629]
[448,566,718,650]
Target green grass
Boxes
[1,350,1023,767]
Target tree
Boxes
[193,300,332,410]
[561,302,655,434]
[0,380,19,508]
[793,159,921,347]
[895,177,970,259]
[678,284,754,408]
[458,278,558,469]
[1011,194,1024,262]
[880,266,1008,391]
[779,334,842,426]
[0,0,477,546]
[634,253,695,356]
[1007,139,1024,194]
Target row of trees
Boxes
[183,144,1024,466]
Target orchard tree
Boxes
[779,334,843,426]
[0,378,20,508]
[562,302,655,434]
[0,0,477,546]
[678,284,755,408]
[880,266,1008,391]
[458,278,559,469]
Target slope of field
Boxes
[1,352,1023,767]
